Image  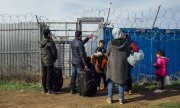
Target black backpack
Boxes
[52,67,63,92]
[77,69,97,96]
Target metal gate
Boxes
[0,17,104,82]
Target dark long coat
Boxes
[106,38,130,84]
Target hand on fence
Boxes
[88,32,93,39]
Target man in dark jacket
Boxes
[106,28,130,104]
[41,29,57,94]
[70,30,93,94]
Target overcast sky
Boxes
[0,0,179,19]
[0,0,179,29]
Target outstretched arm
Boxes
[78,42,87,68]
[82,33,93,44]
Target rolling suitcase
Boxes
[77,69,97,96]
[52,67,63,92]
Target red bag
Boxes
[132,42,139,52]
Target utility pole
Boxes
[152,5,161,50]
[107,2,112,23]
[152,5,161,28]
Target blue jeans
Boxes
[70,64,83,92]
[107,79,125,100]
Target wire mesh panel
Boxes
[0,22,40,82]
[54,41,72,78]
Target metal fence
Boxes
[0,22,41,82]
[103,27,180,81]
[1,6,179,82]
[54,41,72,78]
[0,20,101,82]
[46,20,103,79]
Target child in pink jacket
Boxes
[154,50,169,92]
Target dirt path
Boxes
[0,89,180,108]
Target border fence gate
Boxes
[0,17,104,82]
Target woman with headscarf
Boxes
[106,28,130,104]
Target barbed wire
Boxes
[0,6,179,29]
[0,6,180,41]
[78,6,180,29]
[104,28,180,42]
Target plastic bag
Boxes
[134,50,144,62]
[127,50,144,67]
[164,75,171,86]
[92,52,103,57]
[127,54,136,67]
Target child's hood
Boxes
[160,56,169,62]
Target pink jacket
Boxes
[154,57,169,77]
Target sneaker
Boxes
[106,98,112,104]
[119,99,124,105]
[128,90,132,95]
[154,89,162,93]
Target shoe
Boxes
[128,90,132,95]
[47,90,56,95]
[119,99,124,105]
[97,87,100,91]
[154,89,162,93]
[70,90,77,94]
[106,98,112,104]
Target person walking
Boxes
[154,50,169,93]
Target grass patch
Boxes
[0,80,70,91]
[166,81,180,89]
[0,81,41,91]
[133,81,157,92]
[0,80,179,92]
[133,80,180,92]
[158,102,180,108]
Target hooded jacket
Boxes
[106,38,130,84]
[41,38,57,66]
[154,56,169,77]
